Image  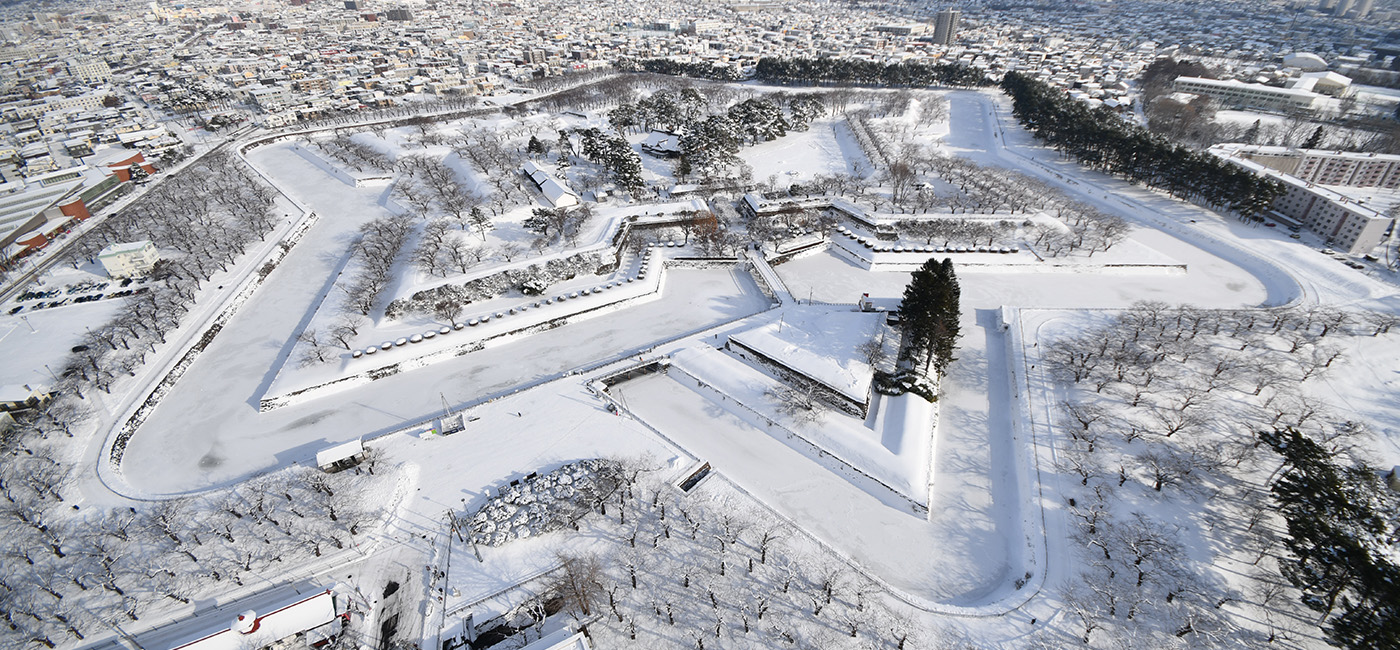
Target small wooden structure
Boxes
[316,438,367,473]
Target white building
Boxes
[98,240,159,278]
[170,589,345,650]
[1215,144,1400,189]
[1282,52,1328,72]
[65,57,112,83]
[1289,71,1351,97]
[249,85,293,110]
[1211,145,1394,255]
[521,161,579,208]
[518,629,592,650]
[1172,76,1324,113]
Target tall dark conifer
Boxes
[1263,427,1400,650]
[899,258,961,377]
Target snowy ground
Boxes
[0,296,123,387]
[725,309,880,403]
[738,118,866,184]
[117,149,769,494]
[15,83,1400,650]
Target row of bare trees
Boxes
[412,219,490,278]
[0,445,384,649]
[896,218,1018,248]
[1028,203,1130,257]
[394,154,493,236]
[1041,301,1394,647]
[315,131,394,173]
[37,153,281,402]
[488,457,951,650]
[299,216,414,364]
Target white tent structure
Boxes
[171,589,344,650]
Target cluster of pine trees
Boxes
[616,57,746,81]
[899,258,962,380]
[609,89,710,135]
[1262,427,1400,650]
[575,127,646,195]
[753,57,993,88]
[999,72,1286,221]
[673,97,822,180]
[619,56,991,89]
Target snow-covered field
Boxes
[738,119,867,183]
[4,81,1398,650]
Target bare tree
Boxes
[297,329,334,366]
[432,300,463,327]
[498,242,523,263]
[551,552,604,634]
[764,384,824,426]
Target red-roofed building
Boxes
[103,151,157,183]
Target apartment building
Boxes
[932,9,961,46]
[1221,145,1400,190]
[65,57,112,83]
[1172,76,1324,113]
[1212,144,1394,255]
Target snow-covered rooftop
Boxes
[170,590,341,650]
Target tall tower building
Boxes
[932,8,961,46]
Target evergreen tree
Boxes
[678,88,707,122]
[678,115,742,180]
[608,103,639,135]
[999,71,1285,222]
[524,208,560,238]
[1262,427,1400,650]
[526,135,547,156]
[899,258,961,377]
[468,206,492,239]
[1303,126,1326,150]
[787,95,826,131]
[1243,119,1260,144]
[607,140,645,195]
[727,98,789,144]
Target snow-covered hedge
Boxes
[873,368,938,402]
[385,251,603,320]
[466,459,622,547]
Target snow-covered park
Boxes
[1,77,1397,650]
